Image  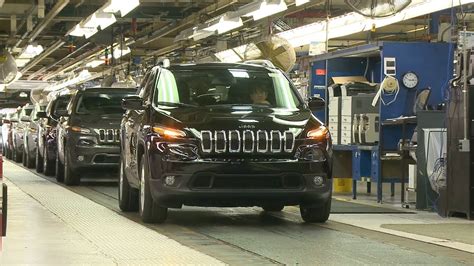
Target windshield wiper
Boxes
[156,101,197,108]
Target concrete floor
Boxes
[1,160,473,265]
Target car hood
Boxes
[152,105,321,137]
[71,114,123,129]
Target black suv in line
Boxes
[36,92,72,176]
[56,87,137,185]
[12,105,33,163]
[23,103,46,168]
[119,62,332,223]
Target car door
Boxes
[57,93,75,163]
[124,70,155,185]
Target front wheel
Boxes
[55,151,65,182]
[118,158,138,212]
[25,147,35,169]
[300,199,331,223]
[43,145,55,176]
[36,146,44,173]
[64,148,80,186]
[139,154,167,223]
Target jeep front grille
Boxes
[98,129,120,143]
[200,130,294,154]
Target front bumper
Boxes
[68,143,120,170]
[148,153,332,208]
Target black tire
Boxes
[262,205,285,212]
[300,199,331,223]
[64,148,80,186]
[14,148,22,163]
[55,151,65,182]
[44,145,55,176]
[25,148,35,169]
[22,147,27,166]
[118,158,139,212]
[5,146,11,159]
[139,154,167,223]
[36,145,44,173]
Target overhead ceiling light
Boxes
[295,0,310,6]
[191,29,215,41]
[204,13,243,34]
[86,60,105,68]
[215,49,242,63]
[243,0,288,21]
[278,0,474,47]
[83,11,116,30]
[15,58,31,67]
[68,24,98,39]
[112,46,131,59]
[103,0,139,17]
[19,44,44,59]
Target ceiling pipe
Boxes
[27,42,93,80]
[143,0,239,45]
[27,0,70,43]
[21,39,65,74]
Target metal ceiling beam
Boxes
[142,0,239,45]
[27,0,70,43]
[20,40,65,74]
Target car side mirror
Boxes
[308,97,326,111]
[122,96,145,110]
[36,111,48,119]
[21,116,31,122]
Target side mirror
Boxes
[36,111,48,119]
[21,116,31,122]
[56,109,69,117]
[122,96,145,110]
[308,97,326,111]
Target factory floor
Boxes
[1,160,473,265]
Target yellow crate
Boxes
[333,177,352,193]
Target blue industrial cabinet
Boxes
[310,41,453,203]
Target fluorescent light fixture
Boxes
[86,60,105,68]
[244,0,287,21]
[190,28,215,41]
[295,0,310,6]
[48,70,92,91]
[83,11,116,30]
[278,0,474,47]
[204,13,243,34]
[113,46,131,59]
[99,46,131,60]
[215,49,241,63]
[19,44,44,59]
[103,0,139,17]
[15,58,31,67]
[68,24,98,38]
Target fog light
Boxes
[313,176,324,186]
[77,156,84,161]
[165,176,176,186]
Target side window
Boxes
[138,72,151,99]
[155,69,179,103]
[141,71,156,103]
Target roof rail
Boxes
[243,59,276,69]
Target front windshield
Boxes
[153,67,302,110]
[76,91,134,115]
